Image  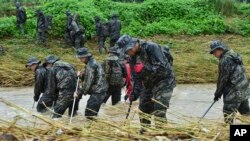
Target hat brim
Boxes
[25,61,41,68]
[209,45,225,54]
[125,40,137,53]
[76,53,92,58]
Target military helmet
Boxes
[76,48,92,58]
[16,2,21,7]
[44,55,59,64]
[65,10,71,15]
[125,38,138,53]
[25,57,41,68]
[162,45,170,53]
[94,16,100,22]
[108,47,118,54]
[116,35,132,48]
[209,40,227,54]
[111,13,118,18]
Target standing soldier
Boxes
[45,55,78,118]
[16,2,26,34]
[210,40,250,124]
[102,47,124,105]
[25,57,53,113]
[109,14,121,47]
[70,14,85,49]
[35,10,47,47]
[94,16,108,54]
[74,48,108,120]
[64,10,73,45]
[125,36,176,130]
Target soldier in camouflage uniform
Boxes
[109,14,121,47]
[35,10,47,47]
[74,48,108,119]
[94,16,108,54]
[45,55,78,118]
[210,40,250,124]
[16,2,26,34]
[64,10,73,45]
[102,47,125,105]
[70,14,85,49]
[125,36,176,129]
[25,57,53,113]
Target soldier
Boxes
[16,2,26,34]
[70,14,85,49]
[109,14,121,47]
[25,57,53,113]
[74,48,108,119]
[210,40,250,124]
[94,16,108,54]
[64,10,73,45]
[45,55,78,118]
[102,47,124,105]
[35,10,47,47]
[125,36,176,130]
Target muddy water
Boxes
[0,84,225,124]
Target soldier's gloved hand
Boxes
[214,93,221,102]
[129,92,136,102]
[73,92,78,98]
[33,96,39,102]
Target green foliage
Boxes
[0,0,249,38]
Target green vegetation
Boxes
[1,0,250,38]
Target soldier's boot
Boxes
[139,113,151,134]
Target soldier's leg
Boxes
[85,93,106,119]
[111,86,121,105]
[68,99,79,117]
[103,37,108,53]
[103,88,111,104]
[74,35,82,49]
[98,37,104,54]
[223,103,241,124]
[41,31,46,47]
[19,24,24,35]
[35,31,41,45]
[139,89,154,127]
[238,99,250,116]
[53,96,73,118]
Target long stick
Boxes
[32,93,43,109]
[198,100,216,123]
[126,101,133,119]
[69,77,80,124]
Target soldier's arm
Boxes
[214,59,232,98]
[47,68,57,100]
[34,70,44,100]
[79,66,94,96]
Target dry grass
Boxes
[0,35,250,87]
[2,97,246,141]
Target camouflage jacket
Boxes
[138,41,176,92]
[109,19,121,39]
[95,21,102,37]
[16,6,26,24]
[79,57,108,95]
[34,65,49,100]
[65,15,72,32]
[215,49,250,103]
[48,60,77,99]
[37,14,46,31]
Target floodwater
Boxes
[0,84,226,124]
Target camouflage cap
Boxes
[116,34,131,48]
[76,48,92,58]
[65,10,71,15]
[125,38,138,53]
[44,55,59,64]
[162,45,170,53]
[210,40,227,54]
[25,57,41,68]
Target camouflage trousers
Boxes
[74,34,85,49]
[139,87,173,127]
[103,85,121,105]
[85,92,106,119]
[17,23,25,35]
[98,36,107,54]
[52,94,76,118]
[36,30,46,47]
[223,99,250,124]
[36,95,53,113]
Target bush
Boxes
[0,0,249,38]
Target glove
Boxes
[214,92,222,101]
[33,96,39,102]
[129,92,136,102]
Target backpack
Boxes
[45,15,52,31]
[105,59,123,86]
[102,22,110,37]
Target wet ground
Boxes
[0,84,227,124]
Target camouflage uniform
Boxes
[126,38,176,127]
[214,49,250,124]
[102,48,124,105]
[95,17,107,54]
[36,10,47,47]
[47,58,77,118]
[162,45,173,66]
[16,2,26,34]
[70,14,85,49]
[76,48,108,119]
[64,11,73,45]
[109,14,121,47]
